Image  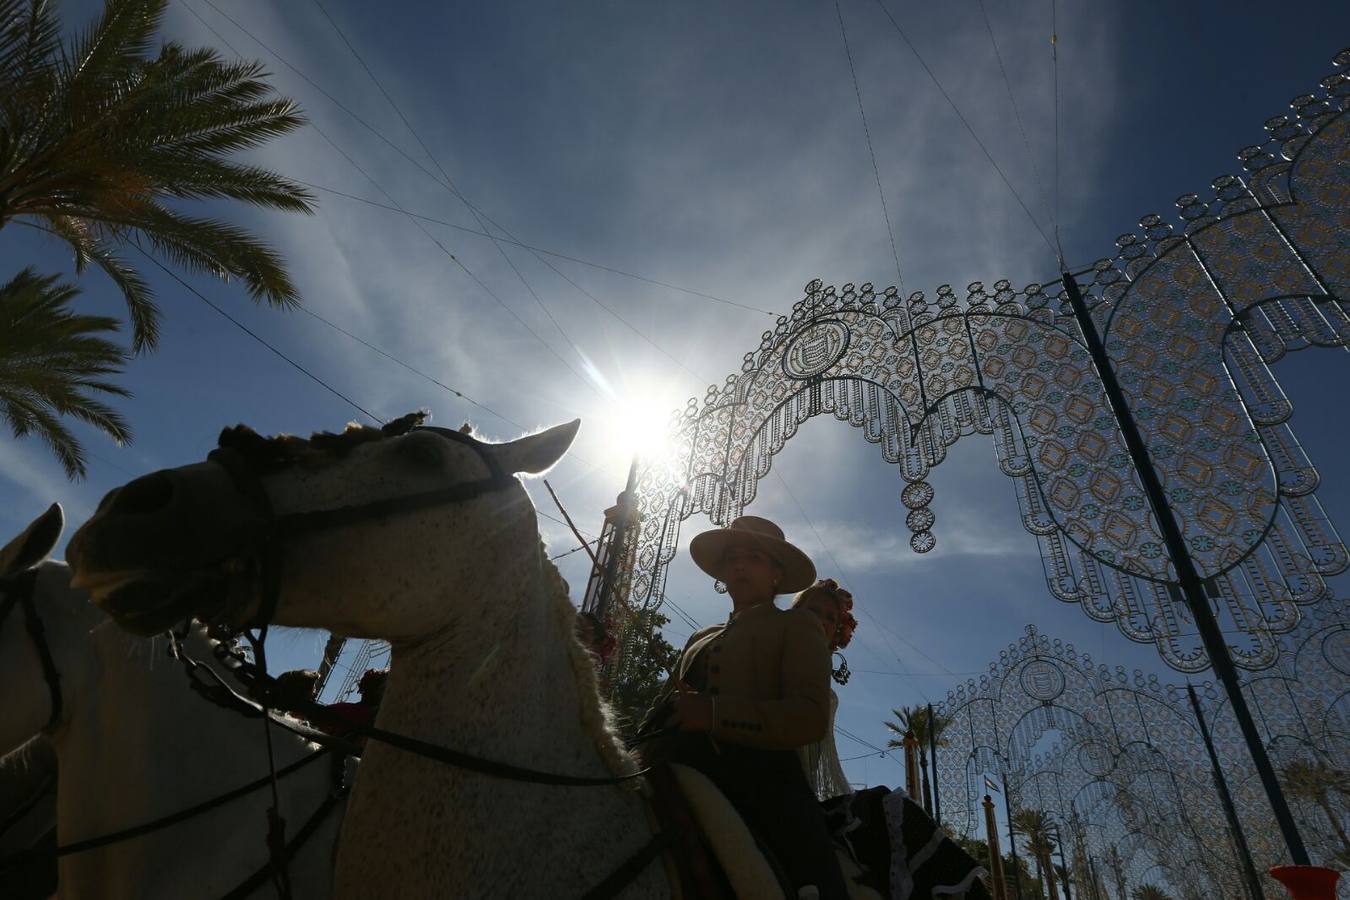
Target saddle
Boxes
[647,764,883,900]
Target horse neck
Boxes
[380,549,609,782]
[340,547,657,894]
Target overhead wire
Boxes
[841,750,888,762]
[537,508,600,543]
[771,471,934,702]
[549,541,598,562]
[833,723,901,772]
[186,0,773,320]
[309,0,595,379]
[834,0,905,293]
[312,8,781,637]
[1051,0,1066,269]
[975,0,1052,231]
[297,180,776,355]
[185,0,762,434]
[184,1,601,413]
[297,307,527,432]
[869,0,1059,262]
[660,595,704,632]
[176,3,551,434]
[186,1,596,400]
[133,246,385,425]
[314,115,599,398]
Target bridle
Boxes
[188,425,673,899]
[0,567,63,733]
[205,425,517,630]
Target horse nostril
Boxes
[109,472,174,516]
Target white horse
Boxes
[67,418,683,899]
[1,504,345,899]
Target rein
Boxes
[177,637,671,900]
[180,628,652,787]
[0,568,63,733]
[64,749,332,856]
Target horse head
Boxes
[68,415,581,643]
[0,504,102,754]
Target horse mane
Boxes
[217,411,430,474]
[537,544,638,783]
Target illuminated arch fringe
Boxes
[620,49,1350,675]
[933,612,1350,897]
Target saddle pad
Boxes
[668,764,784,900]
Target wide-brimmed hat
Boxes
[689,516,816,594]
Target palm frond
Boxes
[0,0,61,92]
[0,266,132,478]
[1,0,308,351]
[142,158,315,212]
[41,216,158,351]
[63,0,163,98]
[131,205,301,308]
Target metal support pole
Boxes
[1003,774,1024,900]
[1061,272,1308,865]
[1086,857,1102,900]
[1187,684,1267,900]
[985,794,1011,900]
[927,702,942,826]
[595,456,639,623]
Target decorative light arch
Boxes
[935,612,1350,895]
[621,50,1350,673]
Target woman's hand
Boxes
[670,679,714,732]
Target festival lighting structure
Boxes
[609,51,1350,866]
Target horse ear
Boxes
[0,503,64,575]
[491,420,581,475]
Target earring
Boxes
[831,653,851,685]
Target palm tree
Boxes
[885,704,950,814]
[1106,843,1128,900]
[1132,885,1173,900]
[1282,757,1350,853]
[0,267,130,477]
[1012,807,1060,900]
[0,0,314,353]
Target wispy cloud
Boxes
[792,509,1028,576]
[0,439,93,546]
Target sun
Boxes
[595,382,685,476]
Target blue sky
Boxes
[4,0,1350,791]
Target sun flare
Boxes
[595,383,685,476]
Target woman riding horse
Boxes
[640,515,850,900]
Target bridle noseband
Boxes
[0,567,63,733]
[205,425,517,628]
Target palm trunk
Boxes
[1042,852,1059,900]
